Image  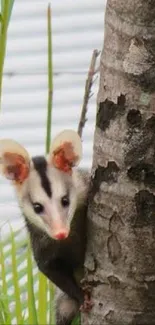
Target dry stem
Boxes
[77,49,100,138]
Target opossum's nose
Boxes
[54,231,69,240]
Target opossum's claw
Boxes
[79,292,93,313]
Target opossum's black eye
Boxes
[61,195,70,207]
[33,202,44,214]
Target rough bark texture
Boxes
[82,1,155,324]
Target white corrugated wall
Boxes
[0,0,106,229]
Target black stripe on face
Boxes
[32,156,52,198]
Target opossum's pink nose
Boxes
[54,231,69,240]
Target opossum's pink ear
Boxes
[49,130,82,174]
[0,139,30,184]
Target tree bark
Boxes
[82,1,155,324]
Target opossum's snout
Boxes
[48,219,70,240]
[53,229,69,240]
[41,198,72,241]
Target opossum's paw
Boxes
[79,292,93,313]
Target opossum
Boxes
[0,130,91,325]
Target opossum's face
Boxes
[18,157,78,240]
[0,130,82,240]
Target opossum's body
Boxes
[25,166,90,325]
[0,131,90,325]
[27,192,88,324]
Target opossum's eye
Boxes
[61,195,70,207]
[33,202,44,214]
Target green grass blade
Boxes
[49,281,55,325]
[2,226,26,246]
[7,265,37,289]
[3,242,27,260]
[10,226,24,324]
[46,3,53,154]
[72,313,81,325]
[0,234,8,296]
[0,0,9,106]
[27,240,38,325]
[38,272,48,324]
[0,299,7,324]
[1,0,4,13]
[5,250,27,273]
[7,0,14,25]
[0,0,14,26]
[0,232,11,325]
[0,0,15,107]
[45,5,55,323]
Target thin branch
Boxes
[77,49,100,138]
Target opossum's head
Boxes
[0,130,83,240]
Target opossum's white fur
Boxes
[55,288,79,324]
[16,160,89,238]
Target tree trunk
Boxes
[82,1,155,324]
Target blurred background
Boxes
[0,0,106,229]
